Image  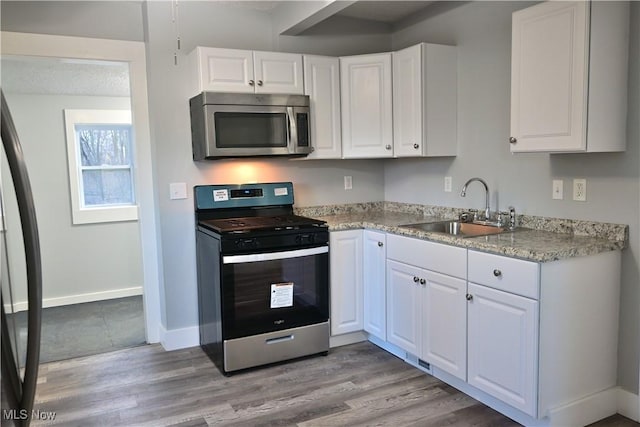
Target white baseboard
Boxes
[617,387,640,421]
[5,286,143,312]
[329,331,366,348]
[159,325,199,351]
[548,387,618,426]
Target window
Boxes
[64,110,138,224]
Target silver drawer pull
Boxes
[493,269,502,277]
[378,241,383,247]
[466,294,473,301]
[266,335,294,345]
[413,276,419,283]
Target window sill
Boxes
[72,205,138,225]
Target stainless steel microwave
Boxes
[189,92,311,160]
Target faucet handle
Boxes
[468,208,478,221]
[508,206,517,230]
[497,211,509,227]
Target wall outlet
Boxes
[344,175,353,190]
[573,178,586,201]
[552,180,563,200]
[444,176,452,192]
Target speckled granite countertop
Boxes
[295,202,628,263]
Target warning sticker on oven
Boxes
[270,282,294,309]
[213,189,229,202]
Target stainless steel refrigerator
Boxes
[0,90,43,427]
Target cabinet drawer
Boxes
[468,251,539,299]
[387,234,466,279]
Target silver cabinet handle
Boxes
[257,80,263,86]
[377,241,383,247]
[493,269,502,277]
[509,137,517,144]
[413,276,419,283]
[466,294,473,301]
[385,144,392,150]
[249,79,255,86]
[419,278,426,285]
[413,143,419,149]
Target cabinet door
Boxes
[193,47,255,93]
[392,44,423,157]
[386,260,421,355]
[329,230,363,336]
[363,230,386,341]
[303,55,342,159]
[467,283,538,416]
[422,271,466,381]
[510,1,589,152]
[253,51,304,95]
[340,53,393,158]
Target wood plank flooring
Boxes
[30,342,638,427]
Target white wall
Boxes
[2,93,144,307]
[386,1,640,393]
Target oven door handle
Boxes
[223,245,328,264]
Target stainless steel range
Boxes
[194,182,329,374]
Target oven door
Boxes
[221,245,329,340]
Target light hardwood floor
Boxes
[31,342,638,427]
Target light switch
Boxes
[169,182,188,200]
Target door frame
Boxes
[1,31,162,343]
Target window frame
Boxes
[64,109,138,224]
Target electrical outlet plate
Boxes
[552,180,563,200]
[573,178,586,201]
[444,177,452,192]
[344,176,353,190]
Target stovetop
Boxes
[200,214,326,234]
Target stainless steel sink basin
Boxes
[400,220,504,237]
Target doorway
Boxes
[1,32,161,363]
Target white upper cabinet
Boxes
[393,43,457,157]
[303,55,342,159]
[340,53,394,158]
[253,51,304,95]
[189,47,304,95]
[510,1,629,153]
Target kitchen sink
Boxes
[399,220,505,238]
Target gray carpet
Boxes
[8,296,146,364]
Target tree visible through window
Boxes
[64,109,138,224]
[76,124,134,206]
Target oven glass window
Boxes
[222,251,329,339]
[214,112,287,148]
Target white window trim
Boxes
[64,109,138,224]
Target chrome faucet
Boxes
[460,177,490,220]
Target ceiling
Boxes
[223,1,439,26]
[336,1,436,23]
[1,56,130,97]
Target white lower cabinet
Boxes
[467,282,538,416]
[467,250,539,416]
[422,270,467,381]
[330,230,620,424]
[363,230,386,341]
[329,230,363,335]
[386,235,467,367]
[386,259,422,355]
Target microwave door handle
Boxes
[286,107,297,152]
